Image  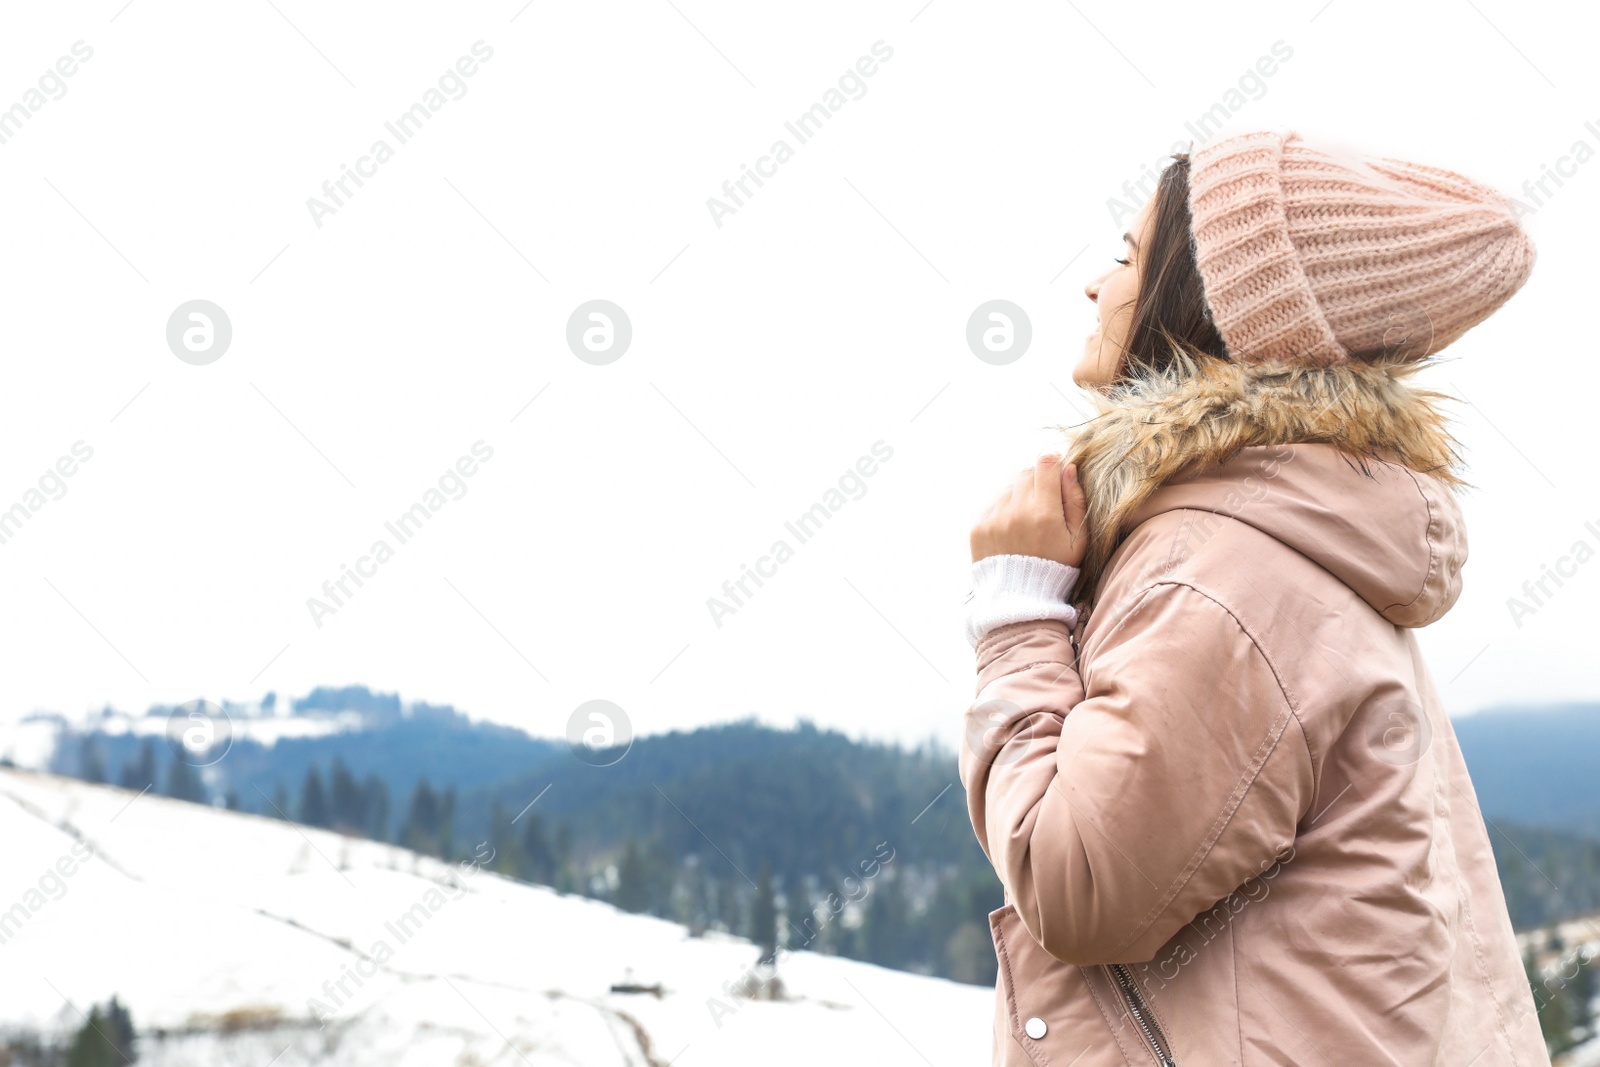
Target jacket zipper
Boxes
[1107,963,1176,1067]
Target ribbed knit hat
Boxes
[1185,130,1536,365]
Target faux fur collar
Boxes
[1058,353,1467,612]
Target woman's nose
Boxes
[1085,264,1115,305]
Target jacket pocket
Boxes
[989,902,1153,1067]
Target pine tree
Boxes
[554,823,576,894]
[1570,948,1597,1041]
[78,735,107,784]
[858,867,911,969]
[64,999,134,1066]
[65,1005,115,1067]
[438,786,457,859]
[401,778,455,856]
[164,748,206,803]
[119,739,157,792]
[329,760,362,831]
[299,766,330,827]
[486,800,524,878]
[403,779,437,851]
[750,860,777,963]
[615,837,650,914]
[361,774,389,841]
[103,996,135,1064]
[521,813,557,885]
[1527,947,1576,1054]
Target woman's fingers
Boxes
[1061,461,1088,538]
[1032,453,1065,513]
[970,454,1089,567]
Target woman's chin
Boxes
[1072,335,1103,387]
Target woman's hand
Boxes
[970,454,1089,567]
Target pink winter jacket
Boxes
[959,360,1550,1067]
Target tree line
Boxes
[65,731,1002,984]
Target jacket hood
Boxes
[1060,354,1470,626]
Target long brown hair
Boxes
[1106,154,1229,386]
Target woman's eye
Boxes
[1114,257,1130,266]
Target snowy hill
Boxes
[0,769,992,1066]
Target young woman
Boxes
[959,130,1548,1066]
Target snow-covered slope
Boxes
[0,769,993,1066]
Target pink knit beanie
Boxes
[1185,130,1536,365]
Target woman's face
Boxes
[1073,195,1155,389]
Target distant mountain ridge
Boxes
[1452,702,1600,839]
[10,690,1599,949]
[26,687,561,802]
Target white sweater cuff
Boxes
[964,555,1081,648]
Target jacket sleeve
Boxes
[957,579,1316,965]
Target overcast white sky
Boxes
[0,0,1594,753]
